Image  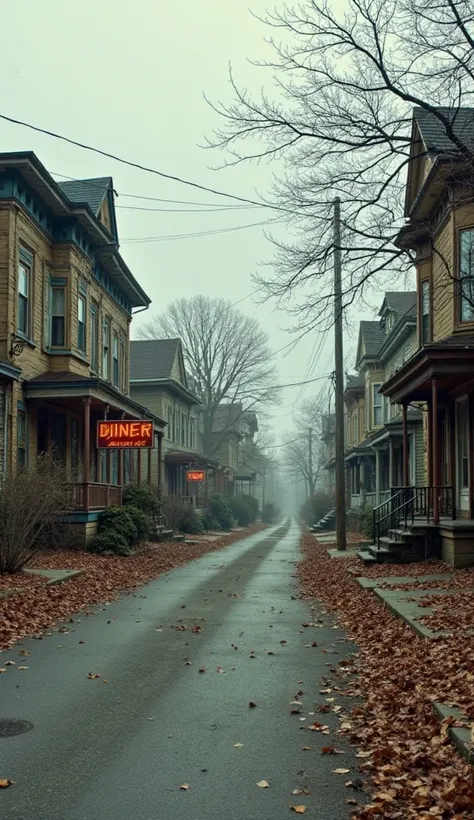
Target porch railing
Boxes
[68,483,123,510]
[373,485,454,549]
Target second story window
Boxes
[102,319,110,380]
[120,337,126,391]
[77,294,86,354]
[373,384,382,426]
[460,229,474,321]
[90,304,99,372]
[421,280,431,343]
[112,332,119,386]
[51,287,66,346]
[18,259,30,336]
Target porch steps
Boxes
[358,527,432,564]
[172,534,186,542]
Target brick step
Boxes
[357,549,377,565]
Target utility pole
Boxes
[308,427,313,498]
[333,197,347,550]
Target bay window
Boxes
[51,287,66,346]
[373,384,383,426]
[459,229,474,321]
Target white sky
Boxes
[0,0,399,442]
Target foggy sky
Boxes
[0,0,396,442]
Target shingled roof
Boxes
[360,321,386,357]
[58,177,112,216]
[129,339,181,381]
[212,403,243,433]
[382,291,416,318]
[413,107,474,155]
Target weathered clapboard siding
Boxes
[431,215,454,342]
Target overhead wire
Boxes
[0,112,295,212]
[120,217,282,243]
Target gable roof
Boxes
[345,372,364,391]
[129,338,181,381]
[212,403,243,434]
[58,177,112,216]
[381,291,416,318]
[360,321,385,357]
[413,107,474,155]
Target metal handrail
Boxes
[373,485,454,549]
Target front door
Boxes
[456,397,469,512]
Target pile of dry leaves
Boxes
[298,533,474,819]
[0,525,265,650]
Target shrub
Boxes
[98,507,138,545]
[229,495,254,526]
[123,485,161,530]
[87,530,130,556]
[241,494,259,522]
[123,505,152,541]
[162,497,203,534]
[262,502,280,524]
[201,511,221,532]
[208,494,234,530]
[0,453,70,574]
[299,492,334,527]
[358,504,375,541]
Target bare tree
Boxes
[208,0,474,330]
[138,295,277,456]
[281,389,329,493]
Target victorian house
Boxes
[0,152,163,545]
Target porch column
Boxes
[432,380,439,524]
[157,432,163,496]
[375,448,380,505]
[359,459,365,506]
[447,401,456,518]
[147,444,152,488]
[402,403,409,487]
[104,404,110,507]
[137,449,142,486]
[82,398,91,512]
[469,395,474,519]
[118,411,125,491]
[389,438,394,490]
[427,401,433,485]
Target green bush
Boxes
[299,492,334,527]
[123,505,152,541]
[262,502,280,524]
[98,507,138,545]
[162,497,203,534]
[229,496,254,526]
[241,494,259,522]
[87,530,131,556]
[123,485,160,518]
[358,505,375,541]
[208,494,234,531]
[201,511,221,532]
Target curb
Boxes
[433,703,474,763]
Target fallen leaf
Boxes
[233,743,244,748]
[180,783,190,790]
[302,746,312,751]
[88,673,100,679]
[198,666,206,673]
[333,768,350,774]
[290,806,306,814]
[292,789,303,795]
[18,666,28,670]
[257,780,270,788]
[249,701,257,708]
[216,666,225,673]
[0,779,14,788]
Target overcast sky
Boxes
[1,0,401,443]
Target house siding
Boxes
[432,215,455,341]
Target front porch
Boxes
[369,339,474,566]
[24,371,165,545]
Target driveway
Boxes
[0,521,359,820]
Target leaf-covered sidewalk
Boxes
[298,532,474,819]
[0,526,266,651]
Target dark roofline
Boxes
[0,152,150,308]
[129,376,201,405]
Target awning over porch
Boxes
[370,408,423,447]
[165,450,220,469]
[24,371,166,427]
[345,438,375,463]
[381,336,474,402]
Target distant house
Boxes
[129,338,222,503]
[210,403,259,495]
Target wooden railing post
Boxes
[432,379,439,524]
[157,432,163,496]
[402,403,409,487]
[82,397,91,512]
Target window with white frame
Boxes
[90,304,99,372]
[167,406,173,440]
[421,279,431,342]
[112,332,119,386]
[18,255,31,336]
[383,394,390,424]
[77,293,86,354]
[120,336,126,391]
[51,287,66,346]
[373,384,383,426]
[459,229,474,321]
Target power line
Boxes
[52,171,258,211]
[0,112,293,211]
[121,217,281,243]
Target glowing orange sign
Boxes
[186,470,206,482]
[97,420,154,449]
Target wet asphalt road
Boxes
[0,521,360,820]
